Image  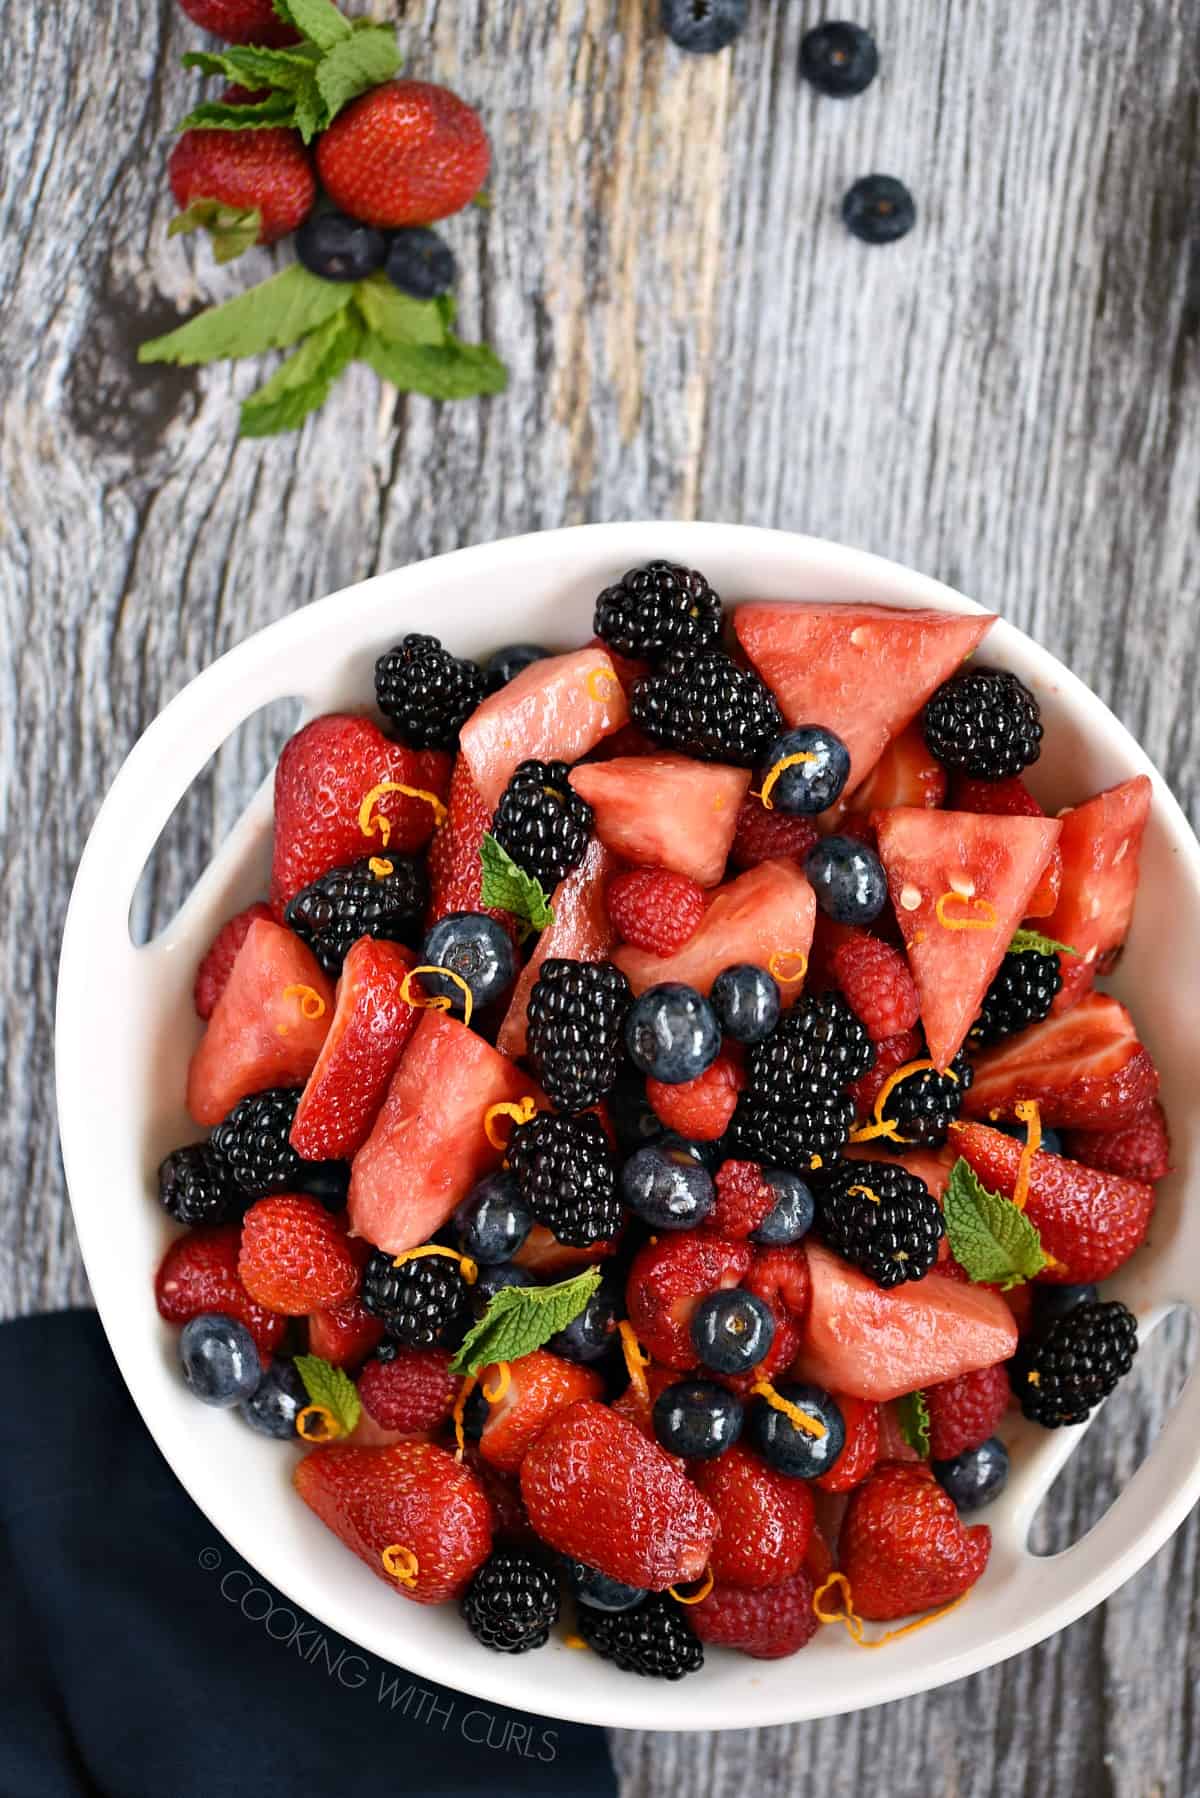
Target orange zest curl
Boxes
[483,1095,539,1152]
[1012,1100,1043,1212]
[282,983,326,1020]
[368,856,394,878]
[850,1056,960,1145]
[934,891,999,932]
[399,965,474,1030]
[668,1567,714,1606]
[481,1362,512,1404]
[381,1544,420,1587]
[810,1154,823,1171]
[295,1405,341,1443]
[768,949,809,985]
[618,1321,651,1409]
[391,1244,478,1284]
[585,667,620,703]
[358,779,448,846]
[847,1183,881,1206]
[749,1377,827,1440]
[451,1372,477,1462]
[759,750,818,812]
[564,1633,589,1650]
[812,1571,969,1646]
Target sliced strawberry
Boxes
[460,646,629,810]
[613,859,815,1006]
[307,1295,384,1368]
[1039,776,1152,1008]
[823,721,947,828]
[155,1223,287,1357]
[478,1349,604,1474]
[193,902,273,1019]
[693,1442,815,1588]
[496,836,618,1059]
[290,938,420,1161]
[186,918,335,1127]
[814,1394,880,1493]
[1062,1101,1171,1182]
[425,755,517,940]
[951,774,1063,917]
[625,1233,752,1370]
[568,754,750,885]
[963,991,1159,1127]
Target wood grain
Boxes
[1,0,1197,1792]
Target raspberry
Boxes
[646,1053,743,1142]
[729,797,819,871]
[832,933,920,1042]
[690,1569,819,1660]
[925,1364,1011,1461]
[607,867,706,955]
[193,903,273,1019]
[358,1348,460,1433]
[1062,1103,1171,1182]
[849,1028,922,1115]
[154,1224,287,1358]
[706,1160,776,1239]
[238,1195,359,1315]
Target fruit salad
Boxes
[155,564,1163,1674]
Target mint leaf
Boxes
[314,27,401,118]
[181,45,320,91]
[478,834,555,932]
[240,308,361,437]
[292,78,324,142]
[273,0,354,52]
[1009,928,1079,957]
[177,91,299,132]
[294,1354,361,1437]
[168,200,262,266]
[361,332,508,402]
[943,1157,1048,1289]
[355,276,448,347]
[449,1268,602,1377]
[139,267,353,366]
[896,1389,930,1458]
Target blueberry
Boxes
[934,1436,1010,1512]
[660,0,747,54]
[804,835,889,924]
[565,1560,647,1613]
[624,983,721,1084]
[422,912,516,1016]
[550,1280,621,1362]
[711,963,781,1045]
[842,175,917,245]
[610,1070,668,1158]
[749,1382,845,1478]
[758,727,851,815]
[239,1358,307,1439]
[799,22,879,97]
[750,1169,815,1245]
[485,643,548,693]
[1032,1282,1099,1330]
[690,1289,776,1375]
[179,1313,262,1408]
[653,1380,743,1459]
[470,1263,536,1318]
[384,227,457,299]
[997,1119,1064,1157]
[621,1140,715,1230]
[453,1172,533,1265]
[296,211,387,282]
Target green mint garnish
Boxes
[168,200,264,266]
[942,1157,1048,1290]
[449,1266,602,1377]
[139,265,353,366]
[479,834,555,933]
[294,1353,361,1438]
[1008,928,1079,957]
[896,1389,930,1458]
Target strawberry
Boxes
[426,755,517,940]
[458,1443,537,1545]
[848,1028,923,1115]
[693,1443,815,1588]
[951,774,1063,918]
[519,1399,718,1589]
[963,992,1159,1128]
[607,868,707,956]
[294,1439,492,1603]
[168,109,315,252]
[839,1461,991,1620]
[315,80,489,229]
[952,1120,1156,1285]
[478,1350,604,1475]
[925,1364,1010,1461]
[804,1520,835,1586]
[238,1195,358,1314]
[814,1395,880,1493]
[690,1569,819,1660]
[177,0,300,46]
[625,1233,752,1370]
[705,1159,776,1240]
[358,1349,460,1434]
[610,1359,679,1438]
[271,715,450,917]
[290,938,420,1161]
[831,932,920,1042]
[646,1052,743,1142]
[571,759,749,886]
[729,796,819,871]
[155,1224,286,1357]
[193,902,273,1019]
[1039,776,1152,1007]
[1062,1102,1171,1182]
[307,1294,384,1368]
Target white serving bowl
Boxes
[57,523,1200,1730]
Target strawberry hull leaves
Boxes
[169,200,263,266]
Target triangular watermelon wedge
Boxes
[496,835,619,1058]
[733,603,994,793]
[874,807,1063,1070]
[569,754,750,886]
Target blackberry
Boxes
[922,667,1043,780]
[970,951,1063,1046]
[729,1092,854,1172]
[507,1111,622,1247]
[284,852,427,974]
[491,760,593,890]
[1014,1300,1138,1428]
[816,1159,944,1287]
[526,958,632,1111]
[631,651,782,767]
[593,560,722,667]
[374,632,486,750]
[210,1088,349,1203]
[157,1142,241,1226]
[360,1249,469,1347]
[746,992,875,1106]
[461,1549,560,1653]
[577,1592,703,1678]
[877,1049,973,1148]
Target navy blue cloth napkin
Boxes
[0,1311,617,1798]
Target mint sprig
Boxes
[479,834,555,933]
[1009,928,1079,957]
[294,1353,361,1438]
[449,1267,602,1377]
[942,1157,1048,1289]
[169,200,263,266]
[896,1389,930,1458]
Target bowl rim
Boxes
[56,521,1200,1731]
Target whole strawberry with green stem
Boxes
[168,89,315,261]
[177,0,300,46]
[316,80,491,228]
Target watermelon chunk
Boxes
[1039,776,1152,1011]
[612,860,815,1006]
[820,721,947,833]
[733,603,994,793]
[496,836,619,1059]
[569,755,750,886]
[187,919,335,1127]
[348,1012,533,1255]
[290,938,421,1161]
[962,991,1159,1128]
[874,807,1063,1070]
[459,646,629,810]
[792,1242,1018,1402]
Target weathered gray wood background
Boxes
[2,0,1198,1791]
